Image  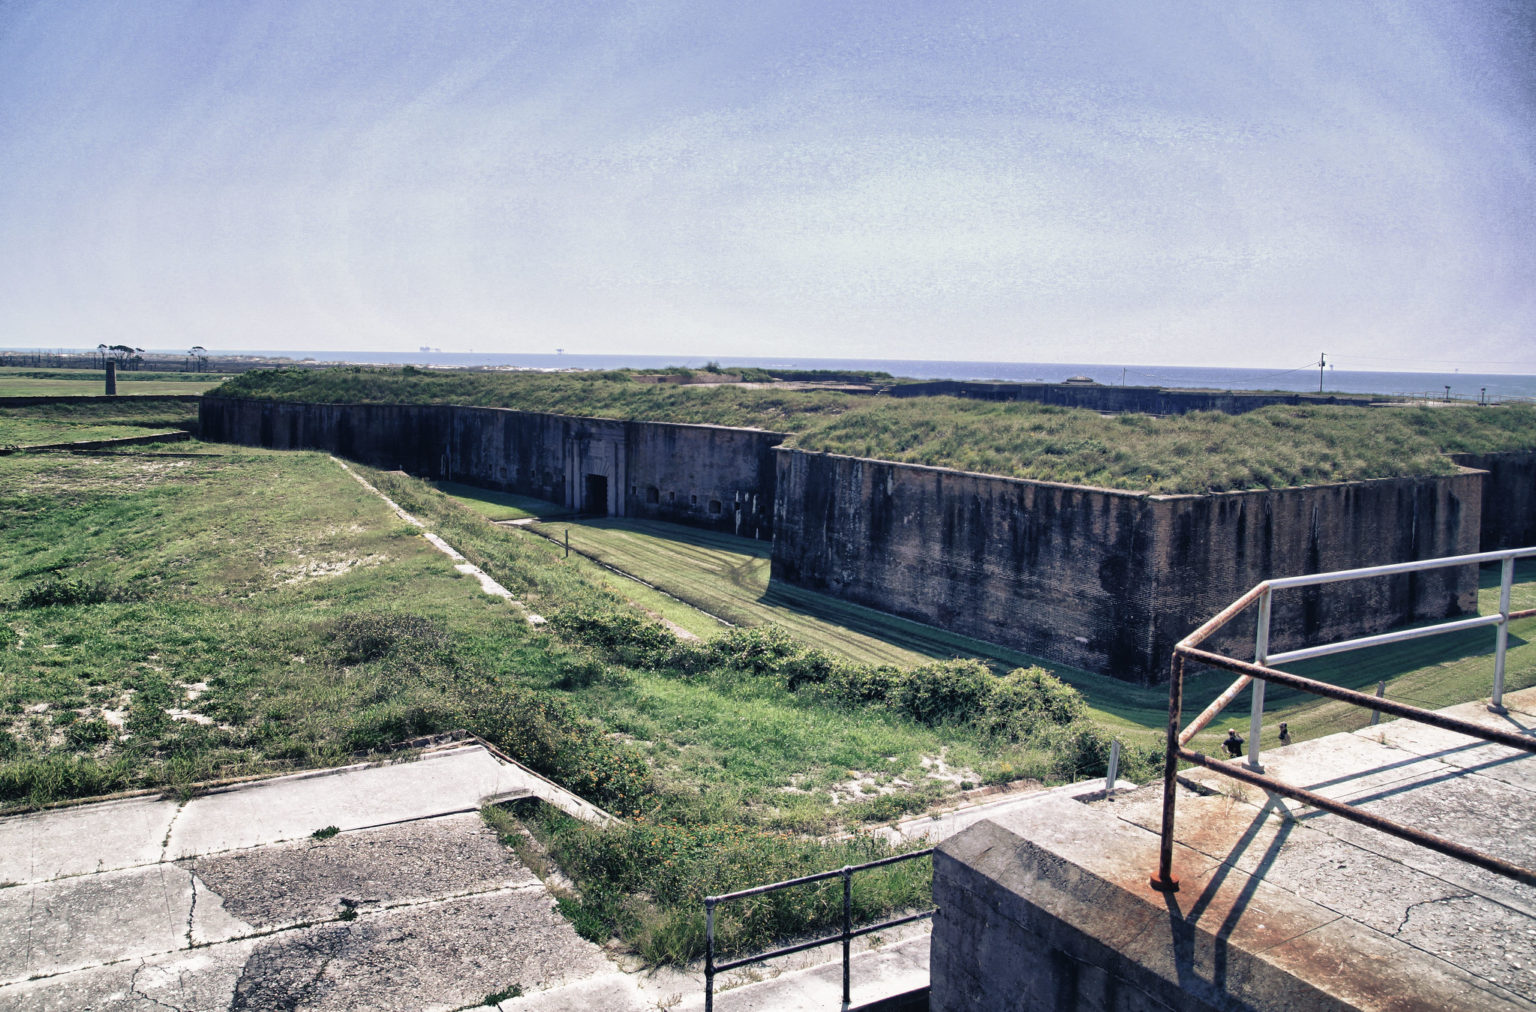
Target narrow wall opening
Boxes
[584,473,609,516]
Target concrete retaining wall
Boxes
[770,449,1481,682]
[1450,451,1536,551]
[15,431,192,452]
[199,396,785,538]
[769,450,1157,676]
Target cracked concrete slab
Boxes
[0,746,648,1011]
[166,746,536,858]
[183,812,534,934]
[225,889,611,1011]
[0,862,195,984]
[0,796,182,886]
[0,939,259,1012]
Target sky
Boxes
[2,1,1533,372]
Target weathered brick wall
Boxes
[771,449,1483,683]
[1450,451,1536,551]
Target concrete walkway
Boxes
[0,743,643,1011]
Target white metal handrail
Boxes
[1181,545,1535,772]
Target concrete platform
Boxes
[0,743,647,1011]
[931,686,1536,1010]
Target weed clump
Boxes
[15,577,138,609]
[327,613,451,666]
[510,803,931,965]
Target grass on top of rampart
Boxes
[0,397,200,447]
[212,367,1536,493]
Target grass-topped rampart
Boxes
[213,367,1536,493]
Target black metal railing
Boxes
[703,849,934,1011]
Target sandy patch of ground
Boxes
[277,552,388,585]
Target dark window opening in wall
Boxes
[709,499,722,515]
[646,486,660,504]
[668,491,676,503]
[690,494,698,506]
[584,474,609,516]
[631,485,637,496]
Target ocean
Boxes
[219,350,1536,402]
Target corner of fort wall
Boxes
[1449,450,1536,550]
[769,448,1485,683]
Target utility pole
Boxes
[1317,353,1326,393]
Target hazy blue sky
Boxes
[2,1,1533,371]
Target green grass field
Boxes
[0,366,227,397]
[0,397,200,447]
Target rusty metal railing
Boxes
[1150,547,1536,893]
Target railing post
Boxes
[841,866,853,1009]
[1151,653,1184,892]
[1106,739,1121,795]
[1492,556,1514,713]
[1247,589,1271,771]
[704,897,716,1012]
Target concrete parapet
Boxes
[930,687,1536,1010]
[930,794,1529,1011]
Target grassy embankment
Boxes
[0,366,227,397]
[216,366,1536,493]
[0,397,200,447]
[2,441,1138,963]
[445,484,1536,755]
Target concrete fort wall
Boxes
[1450,451,1536,551]
[1147,471,1483,670]
[199,396,785,538]
[769,449,1158,676]
[770,449,1482,683]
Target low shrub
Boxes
[15,577,137,609]
[894,659,993,725]
[464,687,651,815]
[978,666,1089,740]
